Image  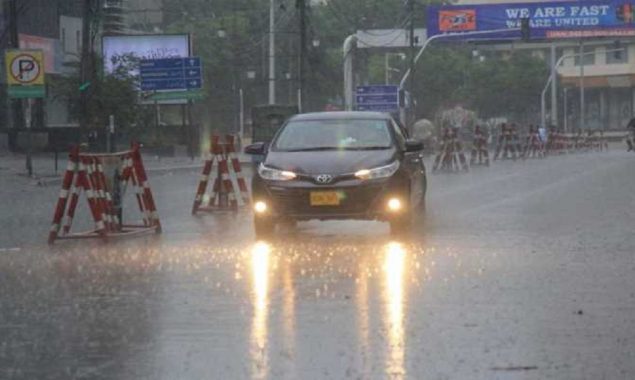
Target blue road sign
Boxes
[140,57,203,91]
[356,85,399,95]
[356,94,399,105]
[355,85,400,113]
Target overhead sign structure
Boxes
[356,29,427,49]
[5,49,46,98]
[140,57,202,92]
[427,0,635,41]
[355,85,400,113]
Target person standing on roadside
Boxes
[627,118,635,152]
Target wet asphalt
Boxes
[1,149,635,379]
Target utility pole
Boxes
[8,0,24,152]
[298,0,306,111]
[550,43,557,126]
[408,0,415,125]
[579,40,585,130]
[268,0,276,104]
[79,0,93,142]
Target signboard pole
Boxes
[550,44,558,126]
[579,40,586,130]
[24,99,33,176]
[154,94,160,144]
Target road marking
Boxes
[0,247,21,253]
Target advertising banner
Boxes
[102,34,190,74]
[427,0,635,41]
[18,34,62,74]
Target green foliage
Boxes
[51,54,148,132]
[416,47,549,121]
[157,0,548,123]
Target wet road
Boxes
[1,150,635,379]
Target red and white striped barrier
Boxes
[192,134,250,214]
[470,126,490,166]
[432,128,469,173]
[522,126,544,159]
[48,143,161,244]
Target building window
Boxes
[574,46,595,66]
[606,45,628,64]
[76,31,81,53]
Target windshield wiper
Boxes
[283,147,340,152]
[342,146,390,150]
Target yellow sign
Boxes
[5,50,45,86]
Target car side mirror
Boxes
[405,139,424,152]
[244,142,266,155]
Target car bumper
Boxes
[252,176,408,221]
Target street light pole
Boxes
[540,47,623,130]
[550,43,557,126]
[579,40,585,130]
[268,0,276,104]
[397,28,519,126]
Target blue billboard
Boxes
[427,1,635,41]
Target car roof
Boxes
[289,111,392,121]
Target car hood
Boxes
[265,149,397,175]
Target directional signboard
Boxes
[5,49,46,98]
[355,85,400,112]
[139,57,203,92]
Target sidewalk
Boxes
[0,151,253,184]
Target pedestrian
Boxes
[539,124,547,145]
[626,118,635,152]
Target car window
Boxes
[273,119,393,151]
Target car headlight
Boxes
[355,161,400,180]
[258,164,297,181]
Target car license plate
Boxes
[310,191,340,206]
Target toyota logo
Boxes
[315,174,333,184]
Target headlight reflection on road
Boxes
[250,241,271,379]
[384,241,407,378]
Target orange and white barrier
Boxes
[192,134,250,214]
[48,143,161,244]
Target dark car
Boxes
[244,111,427,237]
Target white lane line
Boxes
[0,247,21,253]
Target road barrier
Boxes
[192,134,250,214]
[433,128,469,173]
[48,143,161,244]
[522,126,545,159]
[493,123,520,161]
[470,125,490,167]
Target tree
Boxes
[51,54,148,142]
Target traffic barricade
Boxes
[470,125,490,166]
[48,143,161,244]
[522,125,544,159]
[493,123,519,160]
[192,134,250,214]
[432,127,469,173]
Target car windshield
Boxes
[273,119,393,151]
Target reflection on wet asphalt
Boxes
[0,226,436,379]
[2,152,635,379]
